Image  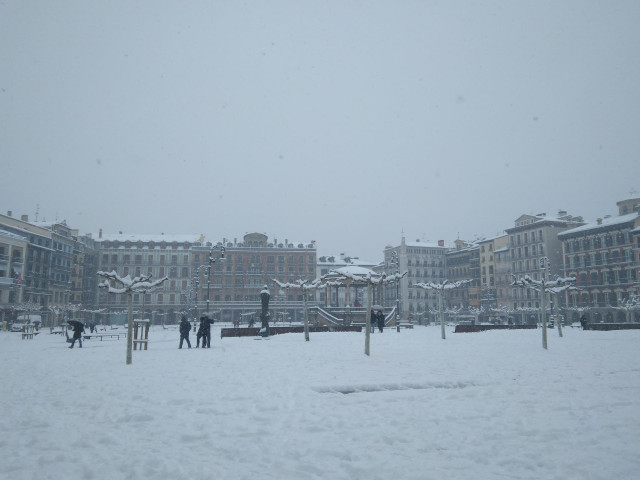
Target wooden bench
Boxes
[22,325,36,340]
[83,333,123,341]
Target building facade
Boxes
[446,240,480,316]
[195,233,317,324]
[477,235,509,318]
[0,230,27,311]
[559,198,640,324]
[95,232,204,325]
[384,237,449,323]
[504,211,584,324]
[0,213,55,312]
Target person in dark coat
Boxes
[369,310,376,333]
[580,315,587,330]
[196,317,205,348]
[202,315,214,348]
[179,316,191,349]
[376,310,385,333]
[68,322,84,348]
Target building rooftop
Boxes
[558,212,640,238]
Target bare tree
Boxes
[321,270,406,356]
[511,274,575,349]
[273,278,326,341]
[414,280,472,339]
[98,271,168,365]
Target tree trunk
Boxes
[303,292,309,342]
[126,292,134,365]
[439,292,446,340]
[365,284,372,356]
[541,287,548,350]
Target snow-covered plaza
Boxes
[2,325,639,480]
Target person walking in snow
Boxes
[376,310,385,333]
[201,315,214,348]
[370,310,376,333]
[196,317,205,348]
[179,316,191,349]
[68,322,84,349]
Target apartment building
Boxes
[558,198,640,324]
[0,229,27,309]
[477,235,509,317]
[0,213,57,311]
[504,211,584,323]
[95,232,203,324]
[202,233,317,324]
[446,240,480,313]
[384,236,449,323]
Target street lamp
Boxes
[206,244,225,315]
[539,256,551,349]
[389,251,400,332]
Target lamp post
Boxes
[206,244,225,316]
[389,251,400,332]
[192,264,207,323]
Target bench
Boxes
[399,323,414,329]
[83,333,123,341]
[22,325,36,340]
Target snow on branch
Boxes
[414,279,472,291]
[273,278,325,290]
[321,269,407,286]
[511,275,576,292]
[97,270,169,294]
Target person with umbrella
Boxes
[68,320,84,349]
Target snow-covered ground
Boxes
[1,325,639,480]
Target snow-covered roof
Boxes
[95,233,203,243]
[558,213,640,238]
[0,229,28,242]
[317,254,378,267]
[405,240,452,249]
[334,266,377,276]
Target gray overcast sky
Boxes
[1,1,639,261]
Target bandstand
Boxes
[320,266,386,324]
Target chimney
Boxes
[6,210,11,217]
[596,218,603,225]
[438,240,445,247]
[21,214,28,222]
[99,228,103,239]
